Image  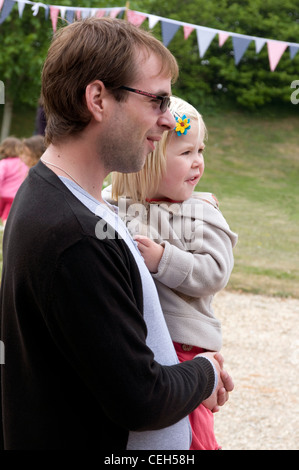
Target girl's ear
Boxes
[85,80,106,122]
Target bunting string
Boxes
[0,0,298,71]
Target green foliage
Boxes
[0,0,299,113]
[0,6,49,106]
[139,0,299,110]
[0,0,117,108]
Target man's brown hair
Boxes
[42,17,178,145]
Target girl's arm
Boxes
[135,222,236,297]
[153,224,235,297]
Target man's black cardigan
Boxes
[0,161,214,450]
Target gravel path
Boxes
[212,290,299,450]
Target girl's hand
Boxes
[134,235,164,273]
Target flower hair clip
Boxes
[174,113,191,136]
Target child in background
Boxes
[105,96,238,450]
[19,135,45,169]
[0,136,28,225]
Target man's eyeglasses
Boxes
[119,86,171,113]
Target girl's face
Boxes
[154,119,205,202]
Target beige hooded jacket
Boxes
[104,187,238,352]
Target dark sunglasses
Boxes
[119,86,171,113]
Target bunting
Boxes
[0,0,298,72]
[267,40,288,72]
[197,29,216,58]
[232,36,252,65]
[219,32,230,47]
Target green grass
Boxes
[1,106,299,298]
[199,110,299,298]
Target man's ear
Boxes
[85,81,106,122]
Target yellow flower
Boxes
[174,114,191,136]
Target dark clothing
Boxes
[0,161,214,450]
[34,105,46,136]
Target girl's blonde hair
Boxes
[111,96,207,203]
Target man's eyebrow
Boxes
[154,89,171,97]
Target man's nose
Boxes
[158,108,176,130]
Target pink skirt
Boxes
[173,342,221,450]
[0,197,14,222]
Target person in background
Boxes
[0,18,233,450]
[0,136,28,226]
[19,135,46,169]
[33,97,46,136]
[109,95,238,450]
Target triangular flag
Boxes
[219,32,229,47]
[90,8,99,17]
[184,25,194,40]
[148,14,160,29]
[32,2,42,16]
[127,10,146,27]
[267,40,288,71]
[161,21,180,47]
[95,9,105,18]
[76,9,81,20]
[18,1,25,17]
[110,8,121,18]
[0,0,15,24]
[44,5,49,20]
[232,36,252,65]
[0,0,4,11]
[196,29,216,57]
[59,6,66,20]
[255,38,266,54]
[65,9,74,24]
[50,6,59,32]
[289,45,299,60]
[81,8,91,19]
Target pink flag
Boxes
[110,9,121,19]
[50,6,59,32]
[76,10,81,20]
[219,32,229,47]
[267,40,288,71]
[0,0,4,10]
[95,9,105,18]
[184,25,194,40]
[127,10,147,27]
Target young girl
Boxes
[0,136,28,225]
[19,135,46,169]
[105,96,238,450]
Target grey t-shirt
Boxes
[60,177,192,450]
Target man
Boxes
[0,17,233,450]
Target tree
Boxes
[1,0,298,138]
[137,0,299,110]
[0,4,49,139]
[0,0,123,138]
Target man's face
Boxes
[100,52,176,174]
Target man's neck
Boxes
[41,142,107,203]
